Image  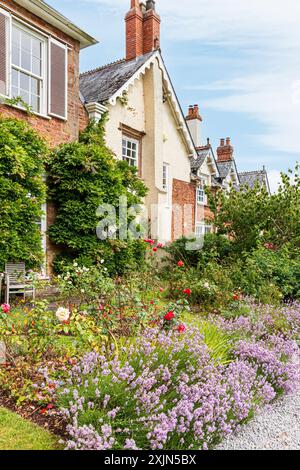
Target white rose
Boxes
[73,262,78,267]
[56,307,70,323]
[203,282,210,289]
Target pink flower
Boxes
[164,311,175,321]
[1,304,10,314]
[157,243,164,249]
[159,288,164,293]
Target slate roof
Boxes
[239,170,270,192]
[80,51,156,104]
[217,160,234,179]
[190,148,211,171]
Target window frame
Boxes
[122,135,140,168]
[195,223,212,238]
[196,177,207,205]
[10,20,47,116]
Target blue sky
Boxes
[50,0,300,191]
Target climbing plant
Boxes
[0,118,47,271]
[48,115,148,275]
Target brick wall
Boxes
[0,0,89,147]
[0,0,90,275]
[172,179,196,241]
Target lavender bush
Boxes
[57,319,299,450]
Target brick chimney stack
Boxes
[125,1,161,61]
[185,105,203,148]
[217,137,234,162]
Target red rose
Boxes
[178,324,186,333]
[150,300,155,305]
[40,408,47,415]
[153,247,158,252]
[233,293,240,301]
[164,311,175,321]
[159,287,164,293]
[183,289,191,296]
[177,261,184,268]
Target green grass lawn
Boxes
[0,407,60,450]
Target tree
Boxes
[0,118,47,271]
[48,116,148,274]
[207,165,300,256]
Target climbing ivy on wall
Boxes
[0,118,47,271]
[48,115,148,275]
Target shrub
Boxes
[57,325,298,450]
[48,116,148,275]
[0,118,47,270]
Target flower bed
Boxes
[54,314,299,450]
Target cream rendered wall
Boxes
[103,58,192,243]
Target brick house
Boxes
[0,0,270,274]
[0,0,97,273]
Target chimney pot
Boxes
[217,138,234,162]
[146,0,156,10]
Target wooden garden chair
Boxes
[4,262,35,304]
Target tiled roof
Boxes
[80,51,156,104]
[239,170,269,191]
[217,160,234,179]
[190,148,211,170]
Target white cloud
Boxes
[74,1,300,165]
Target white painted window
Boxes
[11,23,45,114]
[163,163,169,191]
[0,8,68,119]
[197,178,207,205]
[122,137,139,167]
[196,223,212,238]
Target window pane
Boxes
[12,69,18,87]
[31,94,40,113]
[21,50,31,71]
[32,38,41,59]
[21,31,31,52]
[31,77,39,95]
[11,86,18,98]
[20,72,30,92]
[32,57,41,76]
[20,89,29,106]
[12,46,20,67]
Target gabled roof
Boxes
[190,145,220,178]
[239,169,271,193]
[217,159,240,184]
[13,0,98,49]
[80,50,197,157]
[80,52,155,104]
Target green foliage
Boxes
[207,165,300,255]
[0,118,47,271]
[231,245,300,301]
[48,116,148,275]
[164,233,233,268]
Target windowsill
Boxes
[0,99,52,120]
[9,103,52,120]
